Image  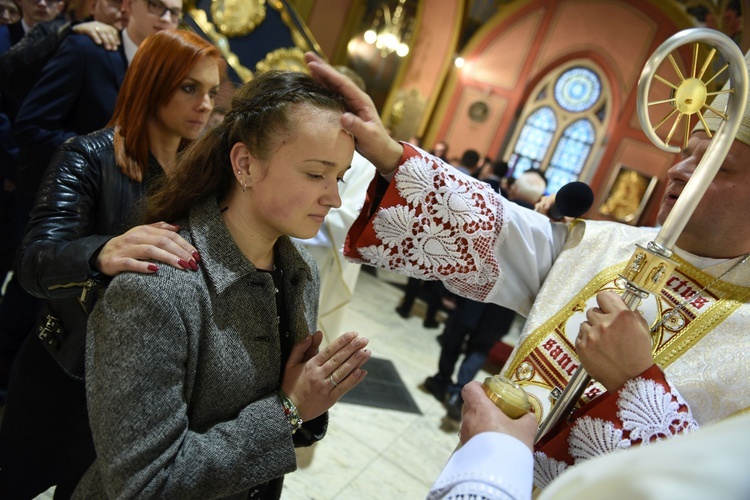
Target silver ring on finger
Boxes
[329,374,338,387]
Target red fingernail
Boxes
[192,251,201,263]
[177,259,189,270]
[147,264,159,272]
[189,259,198,271]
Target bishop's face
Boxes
[658,131,750,258]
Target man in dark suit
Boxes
[0,0,60,302]
[2,0,62,45]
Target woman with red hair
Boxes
[0,29,224,498]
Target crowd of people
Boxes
[0,3,748,498]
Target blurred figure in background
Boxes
[0,0,20,25]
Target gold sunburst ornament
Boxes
[647,42,735,149]
[255,47,307,74]
[211,0,266,37]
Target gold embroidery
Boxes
[504,257,750,421]
[211,0,266,37]
[654,254,750,367]
[189,9,253,82]
[255,47,307,74]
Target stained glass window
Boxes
[508,107,556,176]
[546,119,595,193]
[554,67,601,112]
[506,64,605,194]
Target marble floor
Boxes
[32,268,517,499]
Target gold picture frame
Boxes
[598,164,658,225]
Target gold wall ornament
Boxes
[255,47,307,74]
[211,0,266,37]
[189,8,254,82]
[271,0,322,54]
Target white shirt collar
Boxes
[122,28,139,65]
[673,247,731,269]
[21,19,30,34]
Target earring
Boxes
[242,182,247,193]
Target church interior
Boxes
[14,0,749,498]
[199,0,747,227]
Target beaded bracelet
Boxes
[278,390,303,434]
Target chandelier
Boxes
[363,0,414,58]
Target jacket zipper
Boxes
[48,278,97,302]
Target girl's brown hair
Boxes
[142,70,351,224]
[108,29,225,182]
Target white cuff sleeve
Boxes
[427,432,533,500]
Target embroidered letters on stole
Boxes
[502,256,748,424]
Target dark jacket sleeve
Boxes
[0,111,17,181]
[17,134,113,300]
[12,34,89,165]
[0,18,70,98]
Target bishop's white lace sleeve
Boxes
[533,372,699,489]
[345,144,568,311]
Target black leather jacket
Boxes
[18,128,163,378]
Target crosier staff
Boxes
[533,28,748,443]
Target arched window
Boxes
[547,119,595,193]
[505,63,609,194]
[508,107,556,176]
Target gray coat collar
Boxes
[188,197,313,296]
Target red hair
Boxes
[108,29,226,181]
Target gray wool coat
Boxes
[74,197,326,499]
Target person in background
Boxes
[431,140,449,161]
[479,158,509,195]
[1,0,62,44]
[13,0,182,201]
[453,148,480,176]
[0,0,124,101]
[0,29,220,499]
[509,167,547,205]
[74,70,370,499]
[205,104,227,130]
[0,0,20,25]
[0,0,64,391]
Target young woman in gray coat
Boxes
[74,71,371,499]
